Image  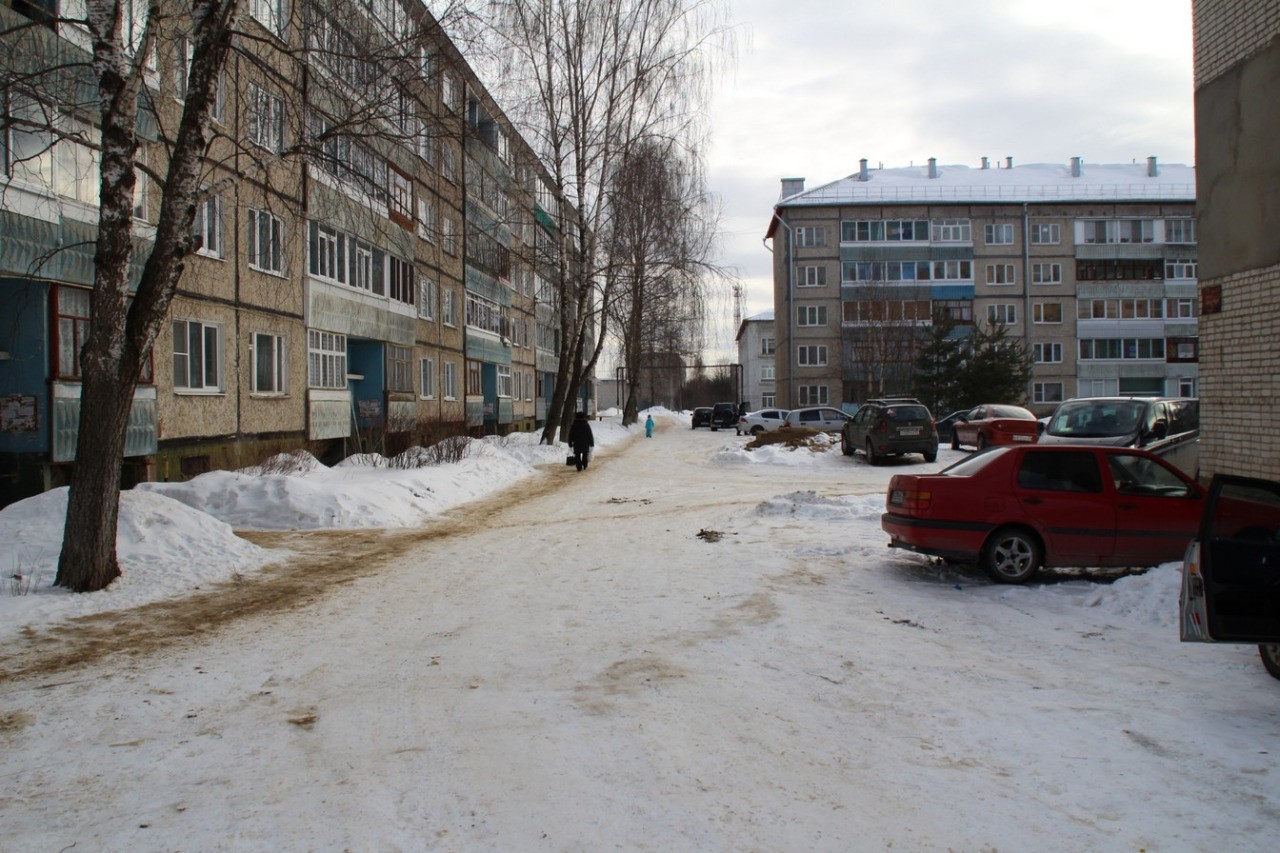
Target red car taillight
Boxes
[889,489,932,511]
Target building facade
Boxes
[1192,0,1280,481]
[735,311,776,410]
[0,0,578,506]
[765,159,1199,414]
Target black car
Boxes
[841,397,938,464]
[691,407,713,429]
[710,402,738,431]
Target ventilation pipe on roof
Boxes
[981,156,989,170]
[1071,156,1082,177]
[928,157,938,178]
[1147,156,1159,177]
[780,177,805,198]
[859,159,869,181]
[1006,156,1013,169]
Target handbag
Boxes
[565,454,576,466]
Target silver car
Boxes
[781,406,851,433]
[737,408,789,436]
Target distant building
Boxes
[735,311,776,410]
[1192,0,1280,480]
[765,159,1198,413]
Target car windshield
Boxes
[940,446,1011,476]
[1047,400,1146,437]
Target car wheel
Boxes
[981,526,1042,584]
[841,431,853,456]
[976,434,988,451]
[923,446,937,463]
[866,439,882,466]
[1260,644,1280,680]
[951,431,960,451]
[751,426,764,436]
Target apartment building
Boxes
[1192,0,1280,481]
[0,0,577,506]
[765,158,1198,414]
[735,311,776,410]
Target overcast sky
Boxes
[701,0,1195,360]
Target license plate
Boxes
[1013,434,1033,442]
[899,427,920,436]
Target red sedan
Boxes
[950,404,1039,451]
[882,445,1206,583]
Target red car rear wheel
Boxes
[981,526,1042,584]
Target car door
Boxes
[955,406,982,446]
[1180,474,1280,644]
[1012,449,1116,566]
[846,407,871,446]
[819,408,847,431]
[1105,452,1205,564]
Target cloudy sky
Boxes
[702,0,1195,360]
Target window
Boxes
[1030,223,1060,245]
[386,345,413,392]
[800,265,826,286]
[985,263,1015,285]
[761,365,775,380]
[1165,258,1197,280]
[1033,342,1063,363]
[388,166,412,225]
[1166,218,1196,244]
[441,141,458,183]
[1032,302,1062,324]
[798,385,828,405]
[1076,259,1163,281]
[1079,338,1167,360]
[1178,377,1198,397]
[443,288,457,325]
[442,361,457,399]
[350,240,373,291]
[193,193,223,258]
[762,394,776,407]
[795,226,826,247]
[133,157,148,220]
[930,260,972,281]
[417,357,435,398]
[442,72,459,111]
[252,332,287,394]
[53,286,91,379]
[173,319,223,391]
[1166,297,1198,319]
[1082,219,1155,244]
[307,330,347,389]
[761,337,776,355]
[987,303,1017,325]
[843,300,931,323]
[931,218,971,242]
[1033,382,1064,404]
[1032,263,1061,284]
[249,0,286,36]
[797,305,827,326]
[984,223,1014,245]
[1016,450,1102,493]
[248,209,284,274]
[418,276,437,320]
[442,216,457,254]
[466,360,482,395]
[497,364,512,397]
[1169,337,1199,363]
[797,345,827,366]
[417,197,436,242]
[841,219,930,242]
[387,255,415,306]
[248,84,285,151]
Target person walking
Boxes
[644,414,655,438]
[568,410,595,471]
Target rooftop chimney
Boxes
[981,156,989,170]
[1006,156,1013,170]
[780,177,805,198]
[928,157,938,179]
[859,158,869,181]
[1147,155,1159,177]
[1071,156,1082,178]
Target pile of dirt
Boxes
[745,428,827,451]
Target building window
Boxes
[1165,258,1197,280]
[797,345,827,367]
[247,209,285,274]
[1178,377,1198,396]
[1030,223,1061,244]
[985,263,1015,285]
[417,197,437,242]
[1166,297,1198,319]
[386,345,413,392]
[388,166,413,226]
[193,193,223,258]
[443,288,457,326]
[252,332,287,394]
[798,385,828,405]
[1032,302,1062,324]
[441,142,458,183]
[388,255,415,306]
[466,360,482,395]
[936,300,973,323]
[760,337,775,355]
[350,240,374,291]
[795,226,826,247]
[248,84,285,151]
[52,286,91,380]
[308,222,343,283]
[248,0,286,36]
[1032,263,1061,285]
[420,357,436,398]
[1079,338,1167,360]
[442,216,458,254]
[1033,382,1064,404]
[799,265,826,286]
[761,365,775,380]
[1081,219,1155,244]
[418,276,437,320]
[930,218,971,242]
[1076,259,1163,281]
[987,304,1017,325]
[762,394,776,407]
[841,219,930,242]
[797,305,827,326]
[1033,342,1063,364]
[497,364,512,397]
[984,223,1014,245]
[1166,219,1196,244]
[443,361,457,399]
[173,319,223,391]
[307,330,347,389]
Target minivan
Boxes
[1038,396,1199,475]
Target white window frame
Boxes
[798,385,828,405]
[1033,382,1064,404]
[800,265,826,287]
[418,276,437,320]
[987,303,1017,326]
[173,319,224,392]
[1032,302,1062,324]
[1032,262,1062,285]
[1033,342,1063,364]
[248,84,285,152]
[307,329,347,389]
[984,223,1014,245]
[249,0,286,37]
[1030,223,1060,245]
[248,208,285,274]
[497,364,512,398]
[797,305,827,326]
[985,263,1015,285]
[420,356,436,399]
[386,344,413,393]
[797,345,828,367]
[252,332,288,395]
[442,361,457,400]
[193,194,223,258]
[795,226,826,247]
[443,288,457,326]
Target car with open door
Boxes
[1180,474,1280,680]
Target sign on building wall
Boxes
[0,395,37,432]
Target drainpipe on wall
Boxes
[765,210,795,408]
[1022,201,1033,402]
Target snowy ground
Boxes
[0,409,1277,851]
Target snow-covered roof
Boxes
[778,161,1196,207]
[745,310,774,322]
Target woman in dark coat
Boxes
[568,411,595,471]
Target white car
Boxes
[736,408,789,436]
[781,406,851,433]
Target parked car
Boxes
[781,406,851,433]
[1179,473,1280,680]
[737,408,789,436]
[881,444,1206,584]
[690,407,713,429]
[950,404,1040,450]
[934,410,968,445]
[710,402,739,431]
[842,397,938,464]
[1039,396,1199,476]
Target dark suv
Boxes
[842,397,938,464]
[709,402,739,431]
